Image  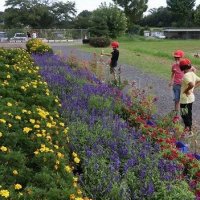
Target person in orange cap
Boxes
[101,41,119,82]
[169,50,196,121]
[179,58,200,137]
[169,50,185,119]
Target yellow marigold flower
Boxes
[54,145,59,149]
[46,123,52,128]
[27,111,32,114]
[14,184,22,190]
[65,165,72,173]
[73,182,78,188]
[46,135,51,141]
[56,160,60,165]
[36,133,42,137]
[54,165,58,170]
[15,115,21,120]
[23,127,32,133]
[34,124,40,129]
[0,146,8,152]
[13,170,18,175]
[75,197,83,200]
[59,122,65,127]
[57,152,64,158]
[8,123,12,128]
[77,189,82,195]
[7,75,11,79]
[73,177,78,182]
[29,119,35,124]
[34,150,39,155]
[7,102,12,107]
[0,119,6,124]
[72,152,78,157]
[0,189,9,198]
[21,86,26,90]
[63,128,69,134]
[0,132,2,137]
[22,109,27,113]
[74,157,80,164]
[70,194,75,200]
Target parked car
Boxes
[10,33,27,42]
[0,32,9,42]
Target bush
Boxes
[82,39,90,44]
[89,37,111,47]
[26,39,53,54]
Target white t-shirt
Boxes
[32,32,37,38]
[180,71,200,104]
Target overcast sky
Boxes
[0,0,200,14]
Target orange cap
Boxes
[173,50,184,58]
[111,41,119,48]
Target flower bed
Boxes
[33,52,196,199]
[0,48,85,199]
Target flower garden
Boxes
[0,39,200,199]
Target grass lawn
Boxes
[78,38,200,79]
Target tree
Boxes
[139,7,174,27]
[167,0,195,26]
[4,0,76,28]
[74,10,92,29]
[194,5,200,25]
[50,1,76,28]
[112,0,148,26]
[89,3,127,38]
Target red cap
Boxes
[111,41,119,48]
[179,58,191,67]
[173,50,184,58]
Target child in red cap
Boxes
[169,50,196,121]
[101,41,119,82]
[179,58,200,136]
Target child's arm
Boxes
[169,71,175,87]
[195,81,200,88]
[184,82,195,96]
[101,50,111,57]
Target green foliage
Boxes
[167,0,195,26]
[0,48,79,199]
[74,10,92,29]
[89,37,111,47]
[3,0,76,29]
[89,3,127,38]
[139,7,174,27]
[112,0,148,27]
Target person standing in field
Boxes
[169,50,196,121]
[169,50,185,120]
[101,41,119,82]
[179,58,200,136]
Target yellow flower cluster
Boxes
[0,189,9,198]
[14,184,22,190]
[72,152,80,164]
[34,144,54,155]
[0,146,8,152]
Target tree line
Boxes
[0,0,200,38]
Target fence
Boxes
[0,29,89,42]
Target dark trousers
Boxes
[180,103,193,130]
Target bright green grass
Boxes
[77,38,200,79]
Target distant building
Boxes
[164,28,200,39]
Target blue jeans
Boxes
[173,84,181,102]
